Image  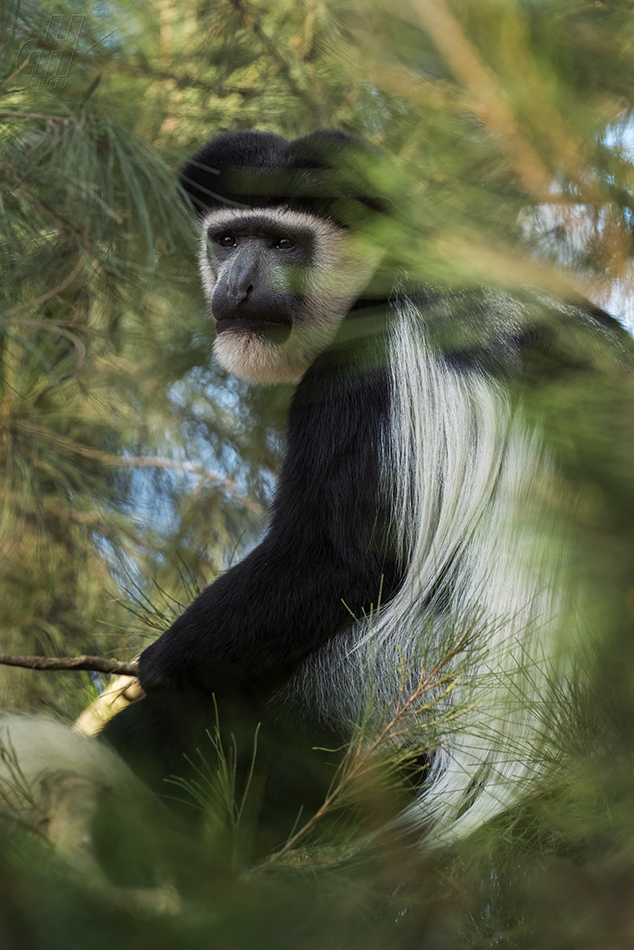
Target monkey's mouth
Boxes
[212,290,301,338]
[215,317,293,343]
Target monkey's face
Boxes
[199,208,377,385]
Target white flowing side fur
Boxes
[283,296,575,845]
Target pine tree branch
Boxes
[271,632,474,861]
[6,255,89,317]
[0,112,72,122]
[14,420,265,514]
[227,0,327,115]
[413,0,553,198]
[0,654,138,676]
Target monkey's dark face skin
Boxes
[200,207,379,385]
[206,217,314,334]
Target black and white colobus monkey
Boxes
[103,129,633,846]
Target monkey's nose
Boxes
[226,277,253,305]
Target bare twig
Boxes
[17,422,264,514]
[6,254,89,317]
[7,319,87,369]
[108,457,261,511]
[229,0,303,98]
[0,653,138,676]
[0,111,72,123]
[0,60,31,96]
[227,0,328,120]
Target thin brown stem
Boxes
[413,0,552,198]
[273,630,474,859]
[16,423,264,514]
[0,653,138,676]
[0,112,72,122]
[6,255,89,317]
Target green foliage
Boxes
[0,0,280,712]
[2,0,634,945]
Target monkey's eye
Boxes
[214,233,237,247]
[274,237,295,250]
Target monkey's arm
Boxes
[138,368,397,700]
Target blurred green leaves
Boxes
[2,0,634,945]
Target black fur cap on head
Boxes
[179,129,389,225]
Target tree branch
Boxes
[0,112,72,123]
[18,422,265,514]
[6,254,89,318]
[413,0,552,198]
[0,654,138,676]
[227,0,328,116]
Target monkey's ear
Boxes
[287,130,395,219]
[179,130,291,216]
[179,128,395,222]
